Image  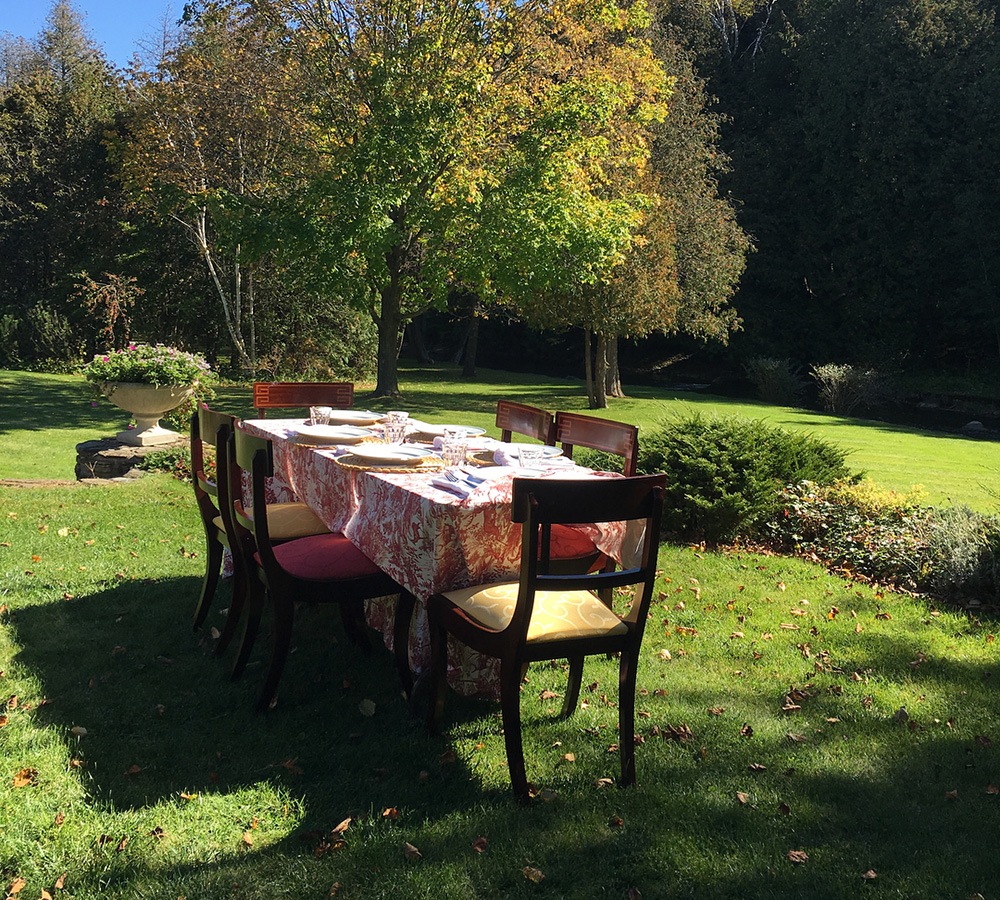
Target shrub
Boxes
[138,445,205,484]
[811,363,892,415]
[636,413,852,544]
[766,479,1000,604]
[745,357,805,406]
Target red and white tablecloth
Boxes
[240,419,627,697]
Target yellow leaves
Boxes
[12,767,37,788]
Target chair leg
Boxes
[425,615,449,734]
[618,648,639,787]
[500,658,530,801]
[231,576,266,679]
[192,536,224,630]
[393,591,416,696]
[214,558,247,657]
[338,600,372,653]
[256,594,295,713]
[560,655,585,718]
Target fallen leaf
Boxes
[242,831,253,847]
[539,689,559,700]
[55,811,65,827]
[124,764,141,776]
[53,874,66,890]
[861,869,877,881]
[358,698,376,717]
[608,814,624,828]
[748,763,766,774]
[438,749,456,765]
[944,789,958,800]
[778,801,791,816]
[986,784,999,795]
[179,792,198,800]
[404,842,422,860]
[282,758,304,776]
[561,753,575,763]
[740,723,754,737]
[12,767,37,787]
[522,866,545,883]
[786,733,807,743]
[115,835,128,852]
[708,707,725,716]
[150,826,166,840]
[594,777,614,788]
[472,836,488,853]
[787,850,808,864]
[736,791,750,805]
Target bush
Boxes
[766,479,1000,603]
[137,445,204,484]
[636,413,852,544]
[811,363,892,415]
[745,357,805,406]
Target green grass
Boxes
[2,368,1000,899]
[4,366,999,509]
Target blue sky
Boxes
[4,0,179,69]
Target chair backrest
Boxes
[554,411,639,477]
[507,474,666,642]
[229,426,280,574]
[495,400,555,444]
[252,382,354,418]
[191,406,236,504]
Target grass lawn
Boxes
[1,368,999,899]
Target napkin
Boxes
[431,474,477,498]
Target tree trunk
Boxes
[462,315,479,378]
[605,336,625,398]
[583,328,596,408]
[374,280,403,398]
[593,332,608,409]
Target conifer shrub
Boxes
[631,412,851,544]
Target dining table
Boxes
[238,416,631,698]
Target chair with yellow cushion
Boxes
[425,473,665,800]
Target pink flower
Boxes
[102,356,109,361]
[91,400,98,407]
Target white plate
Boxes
[294,424,370,445]
[501,444,563,459]
[409,422,487,438]
[509,467,549,478]
[463,466,511,482]
[349,444,433,466]
[326,410,385,426]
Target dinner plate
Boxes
[349,444,433,465]
[325,409,385,426]
[462,466,511,482]
[408,422,487,438]
[293,424,370,445]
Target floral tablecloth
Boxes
[240,418,627,697]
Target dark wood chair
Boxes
[495,400,555,444]
[191,407,240,634]
[425,474,666,800]
[252,382,354,418]
[554,411,639,476]
[229,425,411,711]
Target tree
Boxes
[121,0,308,374]
[0,1,124,365]
[278,0,671,397]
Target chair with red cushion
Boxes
[495,400,555,445]
[252,382,353,418]
[425,474,666,800]
[229,425,410,711]
[554,411,639,476]
[191,407,239,633]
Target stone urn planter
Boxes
[100,382,195,447]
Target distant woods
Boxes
[2,0,994,401]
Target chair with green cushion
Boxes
[425,473,665,800]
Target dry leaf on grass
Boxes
[12,767,37,787]
[861,869,877,881]
[7,877,26,896]
[404,842,422,860]
[735,791,750,805]
[522,866,545,883]
[787,850,808,864]
[472,837,488,853]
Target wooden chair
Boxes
[229,425,410,711]
[252,382,354,418]
[191,407,240,634]
[425,474,666,800]
[495,400,555,444]
[554,411,639,476]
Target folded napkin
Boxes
[430,473,477,498]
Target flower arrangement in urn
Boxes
[83,344,214,446]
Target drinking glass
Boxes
[517,445,543,468]
[385,420,408,445]
[442,429,468,467]
[310,406,331,426]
